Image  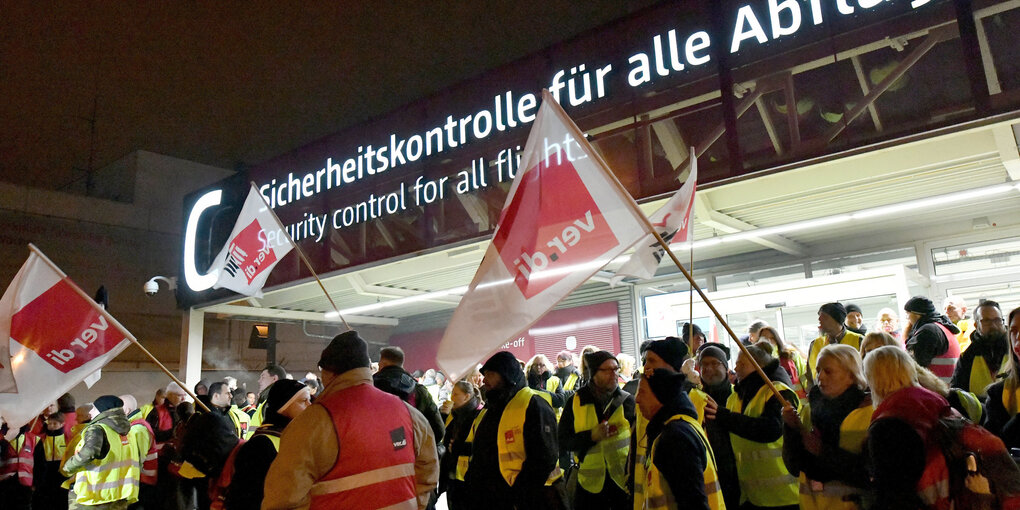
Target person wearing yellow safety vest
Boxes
[208,382,251,439]
[224,379,310,509]
[464,351,568,510]
[33,411,70,509]
[548,350,582,396]
[806,303,863,393]
[262,331,438,509]
[706,344,799,510]
[630,337,710,510]
[697,343,740,510]
[636,368,722,510]
[62,395,141,510]
[245,364,287,439]
[758,327,808,399]
[951,300,1009,399]
[782,344,873,510]
[559,351,635,509]
[982,306,1020,450]
[439,380,483,510]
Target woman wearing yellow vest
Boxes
[224,379,311,509]
[62,395,141,510]
[983,306,1020,450]
[706,344,799,510]
[782,344,873,510]
[635,368,723,510]
[440,380,483,510]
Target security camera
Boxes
[144,276,177,297]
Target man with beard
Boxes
[903,295,961,384]
[465,351,566,510]
[559,351,634,509]
[951,300,1008,398]
[696,343,739,510]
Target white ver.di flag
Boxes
[611,150,697,284]
[436,90,651,379]
[0,245,133,429]
[212,184,295,298]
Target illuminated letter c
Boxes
[183,189,222,292]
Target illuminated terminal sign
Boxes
[182,0,945,300]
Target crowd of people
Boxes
[3,295,1020,510]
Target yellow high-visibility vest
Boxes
[444,413,470,482]
[796,402,873,510]
[971,354,1008,399]
[467,387,562,487]
[571,393,631,493]
[42,434,67,462]
[643,414,724,510]
[245,401,266,439]
[227,406,250,438]
[73,423,141,505]
[726,381,799,507]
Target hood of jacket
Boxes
[92,408,131,435]
[373,365,417,400]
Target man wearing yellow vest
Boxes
[263,331,438,509]
[696,343,740,510]
[705,344,799,510]
[209,382,251,439]
[630,336,711,510]
[62,395,141,510]
[224,379,311,509]
[246,364,287,438]
[465,351,567,509]
[636,368,723,510]
[559,351,634,509]
[806,303,863,391]
[952,300,1008,399]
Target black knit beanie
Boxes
[904,296,937,316]
[318,330,371,374]
[845,304,863,315]
[93,395,124,413]
[818,302,848,324]
[265,379,309,419]
[584,351,618,378]
[481,351,525,388]
[644,337,689,371]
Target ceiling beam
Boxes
[347,273,461,305]
[992,123,1020,181]
[695,195,809,257]
[202,304,398,326]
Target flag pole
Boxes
[27,244,211,413]
[249,183,352,332]
[544,92,790,408]
[689,240,694,353]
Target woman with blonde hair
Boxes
[782,344,872,509]
[864,345,953,509]
[616,352,636,383]
[524,354,554,391]
[860,331,899,359]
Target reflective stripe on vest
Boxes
[245,401,266,440]
[73,424,141,505]
[643,414,723,510]
[572,393,631,493]
[467,387,562,487]
[309,383,417,510]
[970,354,1008,399]
[928,323,960,384]
[727,381,799,507]
[917,447,952,510]
[14,434,35,487]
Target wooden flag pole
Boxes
[249,183,352,332]
[543,92,791,408]
[689,242,694,353]
[27,244,211,413]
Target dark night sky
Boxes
[0,1,662,191]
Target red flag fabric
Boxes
[612,150,697,283]
[436,90,650,379]
[212,184,294,298]
[0,246,132,429]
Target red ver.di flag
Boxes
[0,245,133,429]
[612,150,697,284]
[212,184,294,297]
[436,90,650,379]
